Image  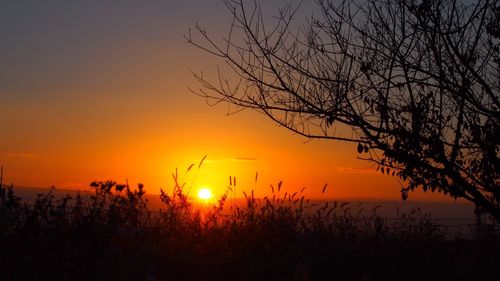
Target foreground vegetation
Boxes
[1,174,499,281]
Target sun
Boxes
[197,187,212,201]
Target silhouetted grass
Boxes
[0,171,499,281]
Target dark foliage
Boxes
[187,0,500,221]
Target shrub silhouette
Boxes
[0,170,499,281]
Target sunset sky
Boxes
[0,0,449,201]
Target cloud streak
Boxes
[330,165,377,175]
[204,156,258,164]
[0,152,41,158]
[230,157,258,162]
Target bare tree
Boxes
[187,0,500,221]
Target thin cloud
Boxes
[204,157,258,164]
[58,182,85,189]
[230,157,258,162]
[0,152,41,158]
[330,165,377,175]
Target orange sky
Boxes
[0,1,456,202]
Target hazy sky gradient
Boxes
[0,0,449,201]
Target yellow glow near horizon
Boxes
[197,188,212,201]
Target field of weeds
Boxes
[1,170,499,281]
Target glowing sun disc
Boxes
[198,188,212,200]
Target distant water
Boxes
[334,200,477,220]
[11,186,476,219]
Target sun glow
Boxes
[197,188,212,201]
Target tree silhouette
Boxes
[188,0,500,221]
